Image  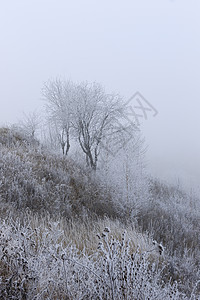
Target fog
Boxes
[0,0,200,191]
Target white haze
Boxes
[0,0,200,192]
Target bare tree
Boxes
[42,78,139,170]
[42,79,74,155]
[19,110,41,138]
[72,82,122,170]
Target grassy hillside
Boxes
[0,127,199,299]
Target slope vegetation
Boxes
[0,127,199,299]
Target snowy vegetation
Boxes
[0,106,199,298]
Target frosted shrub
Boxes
[0,217,190,299]
[137,178,200,296]
[93,228,187,300]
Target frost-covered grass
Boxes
[0,129,121,220]
[0,203,190,300]
[136,178,200,296]
[0,127,199,299]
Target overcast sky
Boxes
[0,0,200,191]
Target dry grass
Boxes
[0,127,199,299]
[0,200,185,300]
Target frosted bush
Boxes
[0,216,191,299]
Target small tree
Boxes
[19,111,41,139]
[42,79,74,155]
[72,82,122,170]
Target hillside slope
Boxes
[0,127,123,220]
[0,127,199,299]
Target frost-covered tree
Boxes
[19,110,41,138]
[71,82,123,170]
[42,79,74,155]
[43,79,125,169]
[42,78,144,170]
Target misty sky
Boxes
[0,0,200,191]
